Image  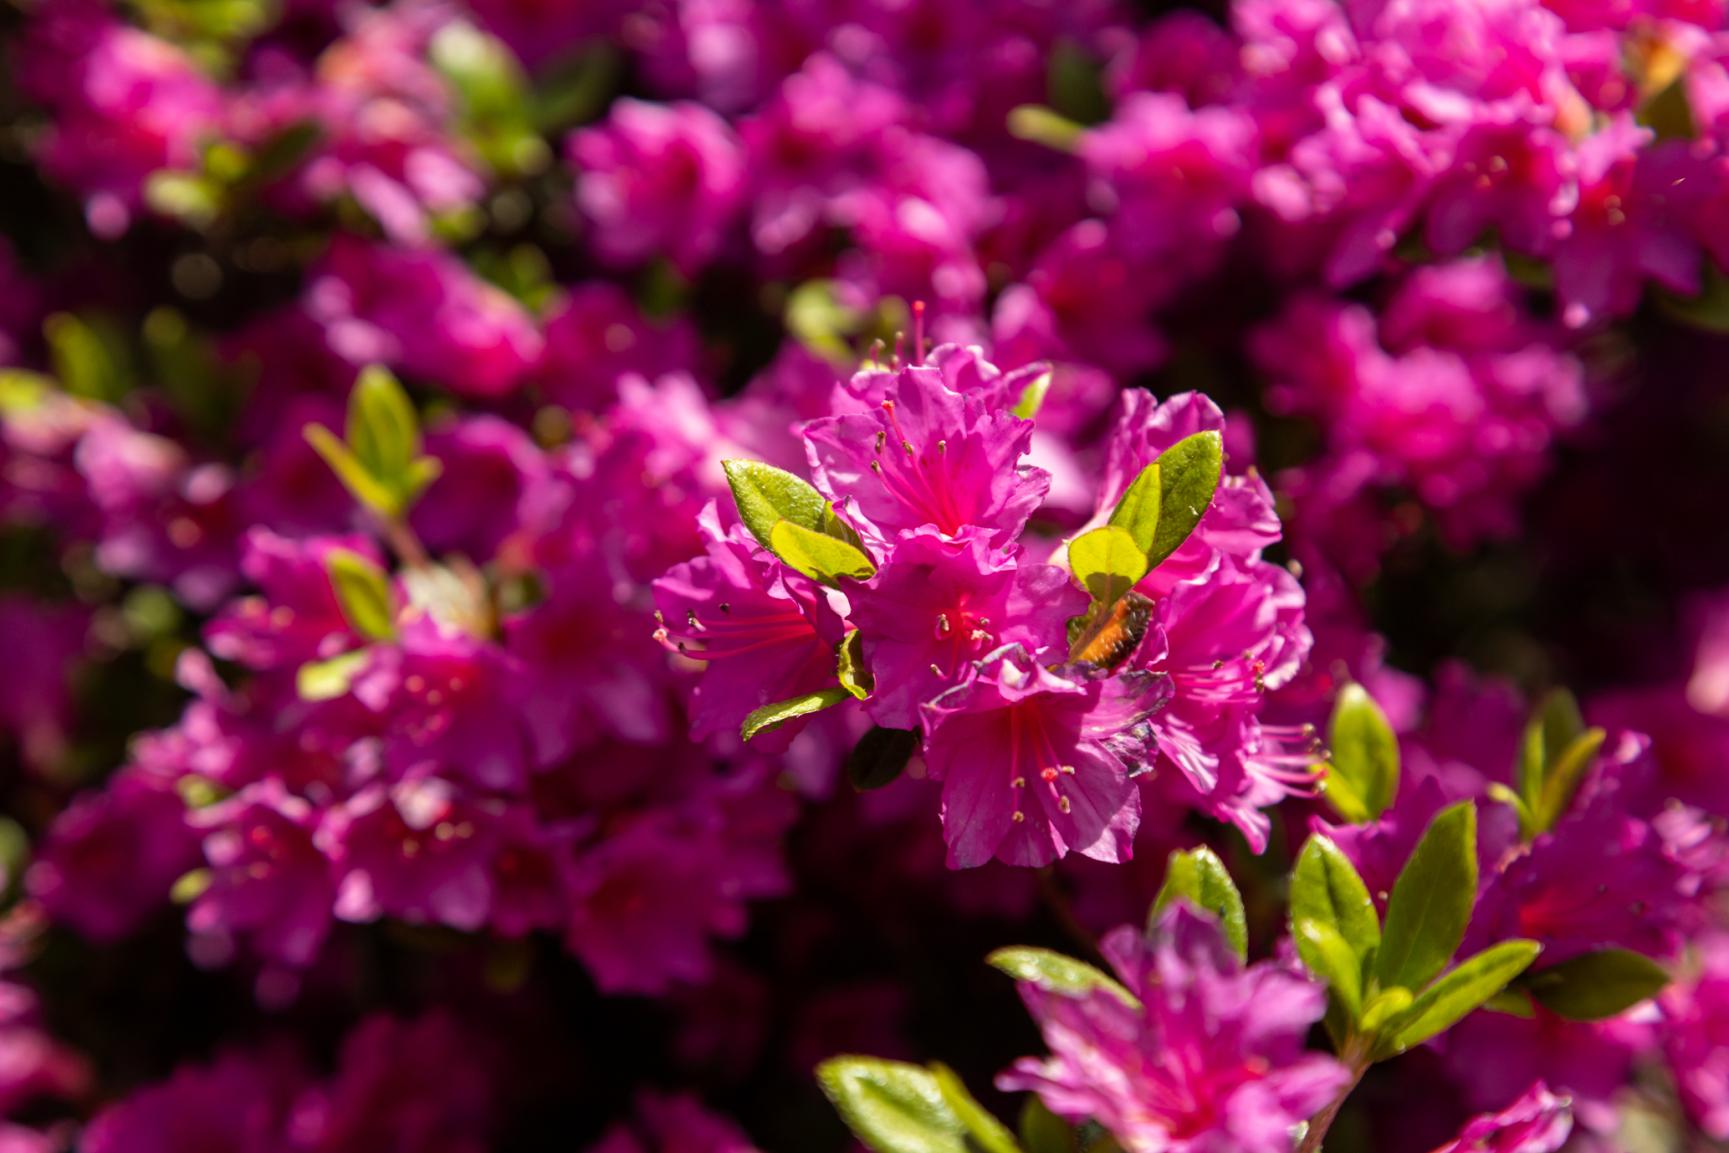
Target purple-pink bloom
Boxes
[571,99,745,276]
[652,505,848,748]
[28,775,200,943]
[1427,1081,1573,1153]
[849,528,1084,730]
[306,237,543,400]
[921,645,1167,869]
[1662,932,1729,1138]
[999,907,1350,1153]
[804,361,1048,546]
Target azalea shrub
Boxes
[2,0,1729,1151]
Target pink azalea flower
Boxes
[920,645,1167,868]
[999,907,1350,1153]
[804,362,1049,545]
[849,528,1085,730]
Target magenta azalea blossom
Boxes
[850,529,1084,730]
[1000,907,1351,1153]
[920,645,1167,868]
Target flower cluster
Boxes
[654,346,1311,867]
[2,0,1729,1149]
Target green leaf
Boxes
[1018,1098,1073,1153]
[1012,371,1053,421]
[1295,919,1364,1019]
[325,549,397,641]
[1107,462,1162,557]
[1379,940,1542,1054]
[1531,728,1605,834]
[1067,525,1148,606]
[985,947,1139,1008]
[1325,684,1400,822]
[786,280,870,364]
[170,868,212,905]
[1517,689,1585,805]
[1483,988,1536,1018]
[1519,948,1669,1021]
[847,727,920,792]
[296,650,370,702]
[305,424,397,515]
[1151,846,1248,960]
[1145,431,1223,570]
[929,1064,1021,1153]
[838,631,874,700]
[45,312,128,402]
[740,688,851,742]
[1376,801,1478,992]
[816,1058,969,1153]
[1006,105,1084,152]
[769,520,877,584]
[348,365,421,484]
[722,459,831,549]
[1359,987,1414,1035]
[145,171,222,227]
[1291,835,1381,962]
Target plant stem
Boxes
[1297,1057,1369,1153]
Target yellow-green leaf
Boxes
[1067,525,1148,606]
[768,519,877,585]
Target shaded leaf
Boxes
[1019,1098,1073,1153]
[837,630,874,701]
[1520,949,1669,1021]
[1376,801,1478,992]
[847,727,920,792]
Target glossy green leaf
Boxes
[1376,801,1478,992]
[769,520,877,584]
[847,727,920,792]
[1380,940,1542,1054]
[837,631,874,701]
[325,549,397,641]
[1519,948,1669,1021]
[296,650,370,702]
[985,947,1139,1008]
[1018,1098,1073,1153]
[1145,431,1223,570]
[741,687,851,743]
[929,1064,1020,1153]
[816,1058,969,1153]
[1107,462,1161,557]
[1325,684,1400,822]
[1291,835,1381,961]
[1067,525,1148,606]
[1152,846,1248,960]
[723,459,831,549]
[1295,918,1364,1019]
